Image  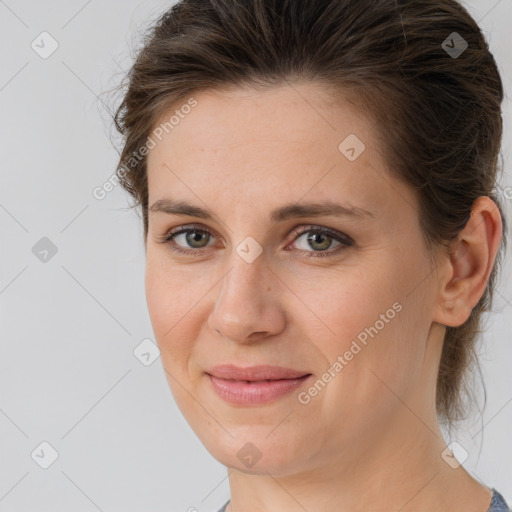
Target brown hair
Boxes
[110,0,507,430]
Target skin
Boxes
[144,82,502,512]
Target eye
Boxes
[158,224,216,256]
[288,226,353,258]
[157,224,353,259]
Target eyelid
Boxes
[288,225,354,247]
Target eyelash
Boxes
[157,223,354,259]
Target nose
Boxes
[207,252,286,343]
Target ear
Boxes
[433,196,503,327]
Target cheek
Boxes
[145,258,205,417]
[311,264,404,348]
[313,258,431,422]
[145,248,201,326]
[144,253,204,365]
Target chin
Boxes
[197,426,312,476]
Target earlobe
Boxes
[433,196,502,328]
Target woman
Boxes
[112,0,510,510]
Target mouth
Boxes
[206,364,312,406]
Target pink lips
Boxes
[207,364,312,405]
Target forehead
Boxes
[148,82,377,162]
[145,83,411,221]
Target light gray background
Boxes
[0,1,511,511]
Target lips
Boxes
[207,364,310,381]
[206,364,312,405]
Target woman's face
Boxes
[145,83,442,476]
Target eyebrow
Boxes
[149,198,375,222]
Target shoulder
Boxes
[488,489,511,512]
